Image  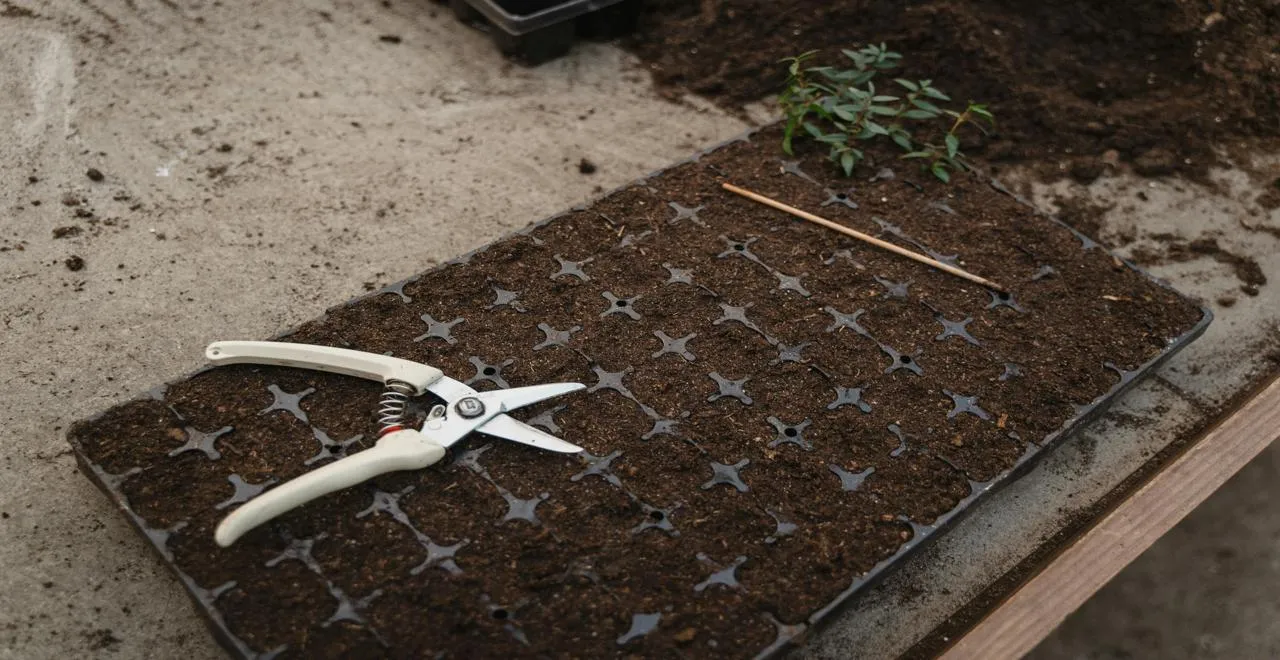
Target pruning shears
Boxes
[205,341,585,547]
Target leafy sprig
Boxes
[779,44,994,182]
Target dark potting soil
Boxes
[624,0,1280,181]
[69,126,1206,658]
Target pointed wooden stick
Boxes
[721,182,1008,294]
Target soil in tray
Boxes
[624,0,1280,182]
[69,125,1204,658]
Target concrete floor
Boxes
[2,2,1277,658]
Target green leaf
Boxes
[923,87,952,101]
[945,133,960,159]
[864,121,889,136]
[812,67,849,84]
[803,121,825,139]
[868,105,899,116]
[850,71,877,86]
[840,151,856,176]
[970,104,996,125]
[903,109,937,120]
[931,162,951,183]
[842,49,873,71]
[823,71,859,85]
[902,151,933,160]
[781,116,797,154]
[845,86,870,101]
[872,95,900,103]
[911,98,943,114]
[892,133,913,151]
[831,105,857,122]
[895,78,919,92]
[780,50,818,64]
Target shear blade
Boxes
[477,414,583,454]
[479,382,586,412]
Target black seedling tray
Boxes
[68,126,1210,658]
[449,0,642,64]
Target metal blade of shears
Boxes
[479,383,586,412]
[423,374,482,405]
[476,414,583,453]
[422,381,585,452]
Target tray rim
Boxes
[458,0,631,36]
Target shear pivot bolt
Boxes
[456,397,485,418]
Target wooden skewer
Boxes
[721,182,1008,294]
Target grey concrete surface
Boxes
[2,2,1278,659]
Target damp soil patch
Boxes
[1130,236,1267,297]
[69,126,1207,659]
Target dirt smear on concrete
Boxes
[1131,236,1267,296]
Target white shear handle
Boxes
[206,341,443,393]
[214,429,446,547]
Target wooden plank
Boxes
[941,376,1280,660]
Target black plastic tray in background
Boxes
[448,0,643,64]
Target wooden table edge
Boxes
[939,375,1280,660]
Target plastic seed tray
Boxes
[69,126,1209,658]
[448,0,643,64]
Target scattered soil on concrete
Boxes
[1258,179,1280,211]
[83,628,121,651]
[1131,236,1267,295]
[0,2,36,19]
[1051,195,1114,243]
[625,0,1280,182]
[70,125,1204,658]
[64,256,85,272]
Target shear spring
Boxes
[377,379,416,436]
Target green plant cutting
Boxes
[779,44,995,182]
